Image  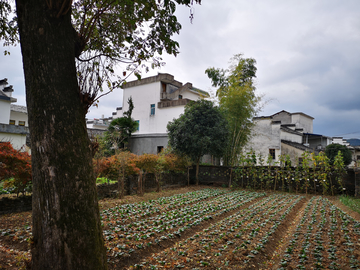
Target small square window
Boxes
[157,146,164,154]
[9,120,15,125]
[150,104,155,115]
[269,149,276,160]
[178,95,183,99]
[19,121,25,126]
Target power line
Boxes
[333,131,360,137]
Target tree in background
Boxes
[325,144,352,166]
[104,97,138,155]
[167,100,229,185]
[206,54,262,166]
[134,153,158,196]
[116,151,139,199]
[1,0,202,268]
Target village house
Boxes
[109,73,209,155]
[244,110,332,165]
[0,78,29,152]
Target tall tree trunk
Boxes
[15,1,107,269]
[196,158,200,185]
[187,166,190,186]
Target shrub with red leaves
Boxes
[0,142,32,195]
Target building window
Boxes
[162,82,166,93]
[19,121,25,126]
[9,120,15,125]
[178,95,183,99]
[269,149,276,160]
[150,104,155,115]
[157,146,164,154]
[357,155,360,161]
[135,120,139,131]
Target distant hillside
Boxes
[347,138,360,146]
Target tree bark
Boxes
[196,158,200,185]
[15,0,107,269]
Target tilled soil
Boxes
[0,187,359,270]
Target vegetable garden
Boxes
[3,187,359,269]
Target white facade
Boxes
[112,73,208,154]
[0,99,11,125]
[0,78,29,152]
[10,104,28,127]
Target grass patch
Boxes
[339,195,360,214]
[96,177,117,185]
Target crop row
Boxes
[105,190,265,263]
[101,189,228,224]
[278,196,360,270]
[126,193,304,269]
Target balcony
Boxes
[158,99,191,108]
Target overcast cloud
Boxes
[1,0,360,138]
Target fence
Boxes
[191,165,360,197]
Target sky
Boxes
[1,0,360,139]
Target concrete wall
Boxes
[245,118,281,164]
[280,129,302,143]
[281,142,305,165]
[128,133,169,155]
[272,111,291,124]
[9,110,28,127]
[291,113,313,133]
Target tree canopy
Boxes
[206,54,261,166]
[325,144,352,166]
[167,99,229,184]
[1,0,202,105]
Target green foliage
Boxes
[96,177,116,185]
[339,195,360,215]
[333,151,346,193]
[100,97,138,156]
[0,142,32,196]
[167,99,229,184]
[167,100,229,162]
[325,144,352,166]
[2,0,202,102]
[72,0,202,102]
[206,54,261,166]
[0,1,18,53]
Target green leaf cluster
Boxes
[167,100,229,183]
[325,144,352,166]
[206,54,261,166]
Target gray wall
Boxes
[128,133,169,155]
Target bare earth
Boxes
[0,186,359,269]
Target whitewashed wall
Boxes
[245,119,281,163]
[0,100,11,124]
[291,113,313,133]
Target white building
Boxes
[0,78,29,151]
[111,73,208,154]
[245,110,331,165]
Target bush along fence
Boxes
[96,172,188,199]
[192,152,360,197]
